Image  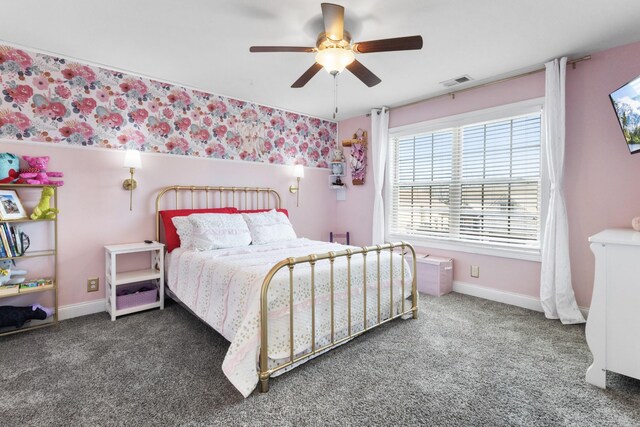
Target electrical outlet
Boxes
[87,277,99,292]
[470,265,480,278]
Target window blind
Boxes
[389,112,541,249]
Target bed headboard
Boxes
[155,185,281,242]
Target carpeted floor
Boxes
[1,293,639,426]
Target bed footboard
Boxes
[259,242,418,392]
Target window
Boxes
[387,101,543,257]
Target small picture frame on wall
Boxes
[0,190,27,220]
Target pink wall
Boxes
[0,141,336,307]
[0,41,339,310]
[335,115,375,248]
[338,74,545,300]
[5,40,640,312]
[564,41,640,307]
[338,40,640,308]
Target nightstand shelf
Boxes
[105,242,164,321]
[114,268,161,285]
[114,301,162,317]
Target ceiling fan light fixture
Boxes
[315,47,355,74]
[250,4,422,88]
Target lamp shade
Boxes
[293,164,305,178]
[123,149,142,169]
[315,47,355,74]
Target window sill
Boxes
[387,234,542,262]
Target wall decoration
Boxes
[0,45,337,168]
[342,128,367,185]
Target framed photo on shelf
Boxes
[0,190,27,220]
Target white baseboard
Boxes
[58,299,106,321]
[452,281,589,319]
[56,284,590,322]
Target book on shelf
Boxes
[0,224,13,257]
[15,225,24,255]
[0,224,28,258]
[10,225,19,255]
[2,223,17,256]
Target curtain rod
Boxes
[368,106,389,116]
[365,55,591,116]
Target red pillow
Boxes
[238,209,289,217]
[159,208,238,252]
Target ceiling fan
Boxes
[249,3,423,88]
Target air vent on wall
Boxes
[440,74,473,88]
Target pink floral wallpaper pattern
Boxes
[0,45,337,168]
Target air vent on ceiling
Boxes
[440,75,473,88]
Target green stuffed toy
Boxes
[30,186,59,220]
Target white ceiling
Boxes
[2,0,640,121]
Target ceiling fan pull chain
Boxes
[333,73,338,119]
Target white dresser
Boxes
[586,229,640,388]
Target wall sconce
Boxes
[289,165,304,207]
[122,149,142,211]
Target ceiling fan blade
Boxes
[292,63,324,88]
[250,46,316,53]
[321,3,344,41]
[353,35,423,53]
[346,59,381,87]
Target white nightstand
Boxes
[104,242,165,321]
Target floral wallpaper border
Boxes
[0,44,337,168]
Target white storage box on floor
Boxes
[415,255,453,296]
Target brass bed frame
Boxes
[155,185,418,393]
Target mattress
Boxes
[166,238,412,397]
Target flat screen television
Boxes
[610,74,640,154]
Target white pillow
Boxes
[188,213,252,250]
[242,209,297,245]
[171,216,195,249]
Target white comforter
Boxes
[167,238,413,397]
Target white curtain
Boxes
[540,58,585,324]
[371,107,390,244]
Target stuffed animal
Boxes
[332,148,345,162]
[19,156,64,186]
[0,305,54,329]
[30,186,59,220]
[0,260,27,286]
[0,153,23,184]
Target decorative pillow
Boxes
[188,213,252,251]
[242,209,297,245]
[171,216,195,250]
[159,208,238,252]
[238,208,289,218]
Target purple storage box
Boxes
[415,256,453,296]
[116,282,158,310]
